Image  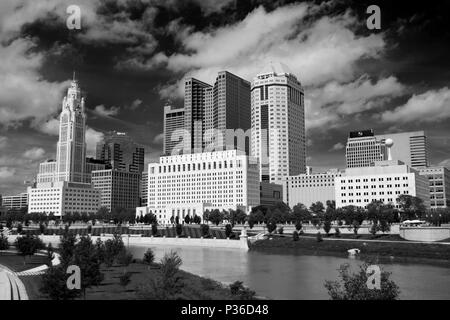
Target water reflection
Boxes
[128,245,450,300]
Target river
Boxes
[128,245,450,300]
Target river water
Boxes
[128,245,450,300]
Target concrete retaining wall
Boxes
[399,227,450,242]
[7,234,249,251]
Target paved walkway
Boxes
[296,235,450,245]
[0,264,28,300]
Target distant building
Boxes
[345,129,428,169]
[140,171,148,207]
[91,170,141,211]
[184,78,212,153]
[136,150,260,224]
[28,182,100,216]
[29,75,100,216]
[335,160,430,209]
[419,166,450,209]
[259,182,282,206]
[377,131,428,168]
[346,130,385,168]
[163,105,185,155]
[96,131,145,173]
[283,169,343,208]
[85,158,110,183]
[251,62,306,183]
[1,193,28,210]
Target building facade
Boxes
[184,78,212,153]
[1,193,28,210]
[140,171,148,207]
[55,76,87,183]
[91,170,141,211]
[29,75,100,216]
[419,166,450,209]
[377,131,428,168]
[283,169,343,208]
[28,182,100,216]
[346,130,385,168]
[259,182,282,206]
[205,71,251,154]
[251,62,306,183]
[96,131,145,173]
[335,160,430,209]
[163,105,185,156]
[137,150,260,224]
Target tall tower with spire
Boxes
[56,74,87,183]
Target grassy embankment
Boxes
[0,252,238,300]
[250,234,450,264]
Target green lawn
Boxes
[250,236,450,263]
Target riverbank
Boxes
[250,236,450,266]
[0,252,251,300]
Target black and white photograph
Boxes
[0,0,449,307]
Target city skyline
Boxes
[1,0,450,196]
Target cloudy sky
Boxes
[0,0,450,195]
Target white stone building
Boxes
[1,193,28,210]
[335,160,430,209]
[283,169,343,208]
[136,150,260,224]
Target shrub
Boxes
[278,227,284,235]
[295,222,303,231]
[87,225,92,234]
[325,263,400,300]
[0,233,9,250]
[229,281,256,300]
[316,232,323,242]
[292,231,299,241]
[143,248,155,265]
[116,248,133,267]
[200,224,210,238]
[267,221,277,234]
[334,227,341,238]
[151,223,158,236]
[225,224,233,238]
[119,272,132,287]
[175,224,183,237]
[39,223,46,235]
[17,223,23,234]
[323,220,332,235]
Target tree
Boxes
[39,223,46,235]
[293,231,299,241]
[40,266,81,300]
[266,220,277,234]
[316,232,323,242]
[175,223,183,237]
[184,215,191,224]
[94,238,105,263]
[334,227,341,238]
[96,206,109,222]
[324,263,400,300]
[235,209,247,225]
[72,236,104,298]
[352,220,360,236]
[15,235,45,264]
[143,248,155,266]
[397,195,426,221]
[295,221,303,232]
[116,248,133,267]
[192,214,201,224]
[225,224,233,238]
[59,230,77,267]
[104,234,125,267]
[277,226,284,235]
[119,272,132,288]
[170,215,175,225]
[323,220,332,236]
[310,201,325,217]
[229,281,256,300]
[370,223,379,237]
[151,223,158,236]
[0,233,9,250]
[17,223,23,234]
[208,209,223,226]
[200,224,209,238]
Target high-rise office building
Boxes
[163,104,185,155]
[55,75,87,183]
[91,170,141,210]
[377,131,428,168]
[140,171,148,207]
[205,71,251,153]
[251,62,306,183]
[96,131,145,173]
[29,75,100,216]
[419,166,450,209]
[346,130,385,168]
[184,78,212,153]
